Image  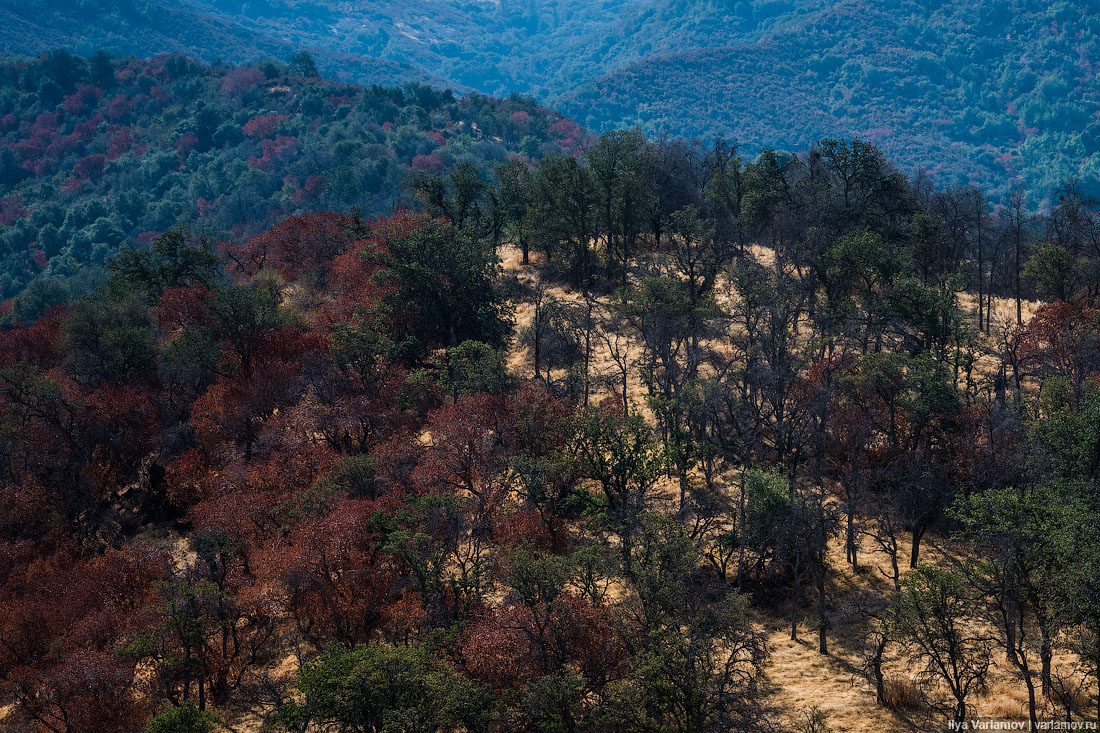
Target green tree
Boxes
[410,162,491,235]
[495,158,534,264]
[276,643,488,733]
[108,228,221,300]
[437,340,511,401]
[89,49,116,89]
[372,216,510,360]
[62,291,158,385]
[955,483,1074,729]
[822,229,896,347]
[529,155,597,288]
[1024,243,1071,301]
[587,129,654,287]
[288,51,320,78]
[624,515,770,732]
[145,702,215,733]
[206,283,283,380]
[884,566,994,725]
[578,406,664,561]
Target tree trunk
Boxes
[1015,238,1023,325]
[1004,612,1019,666]
[1040,633,1053,698]
[981,254,990,327]
[582,302,592,407]
[817,562,828,655]
[1009,598,1038,732]
[736,472,747,590]
[910,525,924,569]
[1095,643,1100,725]
[1023,665,1038,732]
[533,330,541,382]
[870,635,886,704]
[846,508,858,571]
[791,553,801,642]
[954,697,966,727]
[889,544,900,592]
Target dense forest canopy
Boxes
[0,50,581,312]
[4,49,1100,732]
[2,1,1099,197]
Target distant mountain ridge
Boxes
[0,0,442,87]
[1,0,1098,196]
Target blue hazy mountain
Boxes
[2,0,1097,195]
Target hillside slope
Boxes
[3,0,1098,196]
[560,0,1100,195]
[0,52,578,313]
[0,0,438,87]
[3,50,1100,729]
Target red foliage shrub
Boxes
[155,285,212,335]
[242,113,287,138]
[247,134,300,171]
[62,85,103,115]
[0,544,168,732]
[411,153,445,172]
[225,211,357,281]
[73,153,107,180]
[103,95,133,122]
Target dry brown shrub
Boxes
[881,677,923,711]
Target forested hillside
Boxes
[0,0,439,87]
[562,0,1100,198]
[3,47,1100,729]
[3,1,1099,197]
[0,50,580,315]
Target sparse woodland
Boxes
[5,56,1100,733]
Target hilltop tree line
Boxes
[4,70,1100,732]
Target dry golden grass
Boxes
[881,676,924,711]
[192,245,1086,732]
[763,627,919,731]
[495,245,1100,730]
[981,679,1029,720]
[956,290,1042,335]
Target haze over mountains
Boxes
[2,0,1098,198]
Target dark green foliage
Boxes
[579,406,664,543]
[743,469,798,563]
[108,229,221,300]
[205,283,283,379]
[1023,243,1071,302]
[288,51,320,79]
[0,52,571,312]
[624,515,770,732]
[144,702,216,733]
[276,642,488,733]
[438,340,511,400]
[528,155,597,285]
[62,291,158,385]
[372,216,511,360]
